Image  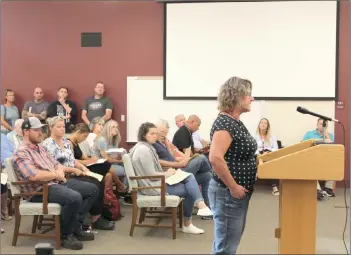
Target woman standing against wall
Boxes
[1,89,19,135]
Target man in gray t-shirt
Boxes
[81,82,113,125]
[22,87,49,123]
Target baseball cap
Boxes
[22,117,47,130]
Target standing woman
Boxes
[254,118,279,195]
[1,89,20,135]
[209,76,257,255]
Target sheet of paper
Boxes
[86,171,103,182]
[1,173,8,185]
[86,158,107,167]
[166,169,191,185]
[106,148,127,154]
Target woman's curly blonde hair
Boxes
[217,76,252,112]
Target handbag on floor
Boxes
[102,184,122,221]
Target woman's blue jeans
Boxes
[166,174,203,220]
[208,179,252,255]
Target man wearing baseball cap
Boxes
[12,117,99,250]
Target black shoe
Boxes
[317,190,325,201]
[323,188,335,197]
[73,228,95,241]
[92,217,115,230]
[122,196,133,205]
[61,234,83,250]
[201,216,213,220]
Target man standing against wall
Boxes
[22,87,49,123]
[81,82,113,126]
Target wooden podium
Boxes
[257,139,344,254]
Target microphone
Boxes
[296,106,339,123]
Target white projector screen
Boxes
[165,1,338,99]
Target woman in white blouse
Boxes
[254,118,279,195]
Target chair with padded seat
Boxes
[4,158,61,249]
[122,154,184,239]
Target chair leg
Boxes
[139,208,147,224]
[55,216,61,250]
[32,215,39,233]
[37,215,44,230]
[12,208,21,246]
[172,207,177,239]
[179,201,184,228]
[130,203,138,236]
[7,189,13,217]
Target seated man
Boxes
[302,118,335,199]
[154,121,212,208]
[12,117,99,250]
[174,114,209,152]
[1,133,14,221]
[173,115,208,155]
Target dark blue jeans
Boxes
[30,178,99,236]
[182,155,212,206]
[208,179,252,255]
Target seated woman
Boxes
[43,117,115,230]
[68,123,126,192]
[130,122,212,234]
[85,117,105,150]
[91,120,127,185]
[254,118,279,195]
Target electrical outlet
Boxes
[121,115,125,122]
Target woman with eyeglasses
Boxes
[43,117,115,230]
[1,89,19,135]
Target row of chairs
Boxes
[3,154,186,249]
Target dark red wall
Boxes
[1,1,349,183]
[0,1,164,148]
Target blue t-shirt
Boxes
[1,134,14,167]
[153,141,176,162]
[302,129,334,142]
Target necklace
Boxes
[220,111,240,121]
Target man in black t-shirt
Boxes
[172,115,201,155]
[47,87,77,133]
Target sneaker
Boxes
[317,190,325,201]
[92,217,115,230]
[323,188,335,197]
[182,224,205,234]
[1,215,12,221]
[272,186,279,196]
[201,216,213,220]
[197,207,213,217]
[1,228,4,234]
[61,234,83,250]
[73,228,95,241]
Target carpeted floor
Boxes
[1,186,349,254]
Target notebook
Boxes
[165,169,191,185]
[86,158,107,167]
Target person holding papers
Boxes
[43,117,115,230]
[130,122,213,235]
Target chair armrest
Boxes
[130,175,166,206]
[12,181,50,214]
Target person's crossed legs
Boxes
[31,178,99,250]
[182,155,212,206]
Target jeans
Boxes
[166,174,203,220]
[182,155,212,206]
[30,178,99,237]
[71,176,104,216]
[208,179,252,255]
[112,163,128,185]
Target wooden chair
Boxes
[122,154,184,239]
[4,158,62,249]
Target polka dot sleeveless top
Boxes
[210,113,258,191]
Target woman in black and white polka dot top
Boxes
[208,76,257,255]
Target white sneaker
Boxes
[1,228,4,234]
[182,224,204,234]
[197,207,213,217]
[272,186,279,196]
